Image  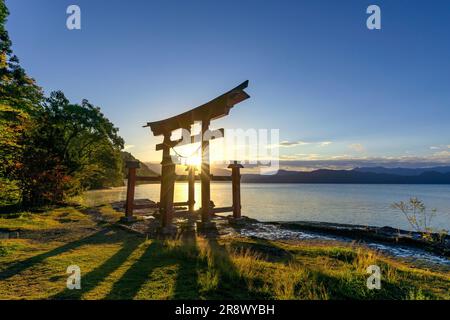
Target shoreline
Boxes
[269,220,450,257]
[218,217,450,266]
[106,199,450,266]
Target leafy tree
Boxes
[0,0,42,111]
[18,92,124,206]
[0,0,43,205]
[1,1,125,207]
[0,103,30,205]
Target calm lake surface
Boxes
[76,183,450,231]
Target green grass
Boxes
[0,206,449,300]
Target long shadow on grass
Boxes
[171,231,201,299]
[51,237,143,299]
[203,235,258,299]
[0,229,114,281]
[229,238,293,263]
[104,241,164,299]
[105,234,203,300]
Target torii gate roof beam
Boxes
[144,80,250,136]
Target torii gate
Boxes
[138,81,250,231]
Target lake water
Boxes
[75,183,450,232]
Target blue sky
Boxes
[5,0,450,167]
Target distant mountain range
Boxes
[139,161,450,184]
[242,166,450,184]
[353,166,450,176]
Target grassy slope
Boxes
[0,206,448,300]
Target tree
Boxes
[18,92,124,206]
[0,0,43,206]
[1,1,125,207]
[0,0,42,112]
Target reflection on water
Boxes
[74,183,207,210]
[74,183,450,231]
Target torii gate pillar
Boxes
[186,165,197,213]
[200,119,212,224]
[228,161,244,219]
[159,133,176,229]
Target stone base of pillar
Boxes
[120,216,138,223]
[158,224,178,236]
[196,221,216,230]
[227,216,246,225]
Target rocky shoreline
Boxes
[269,221,450,258]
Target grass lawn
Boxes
[0,205,449,300]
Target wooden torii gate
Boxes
[123,81,250,232]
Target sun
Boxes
[186,152,201,168]
[174,143,202,169]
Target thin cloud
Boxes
[276,152,450,167]
[348,143,366,153]
[433,150,450,158]
[279,140,310,147]
[279,154,302,160]
[276,140,332,148]
[294,153,323,160]
[275,155,450,171]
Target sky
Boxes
[5,0,450,169]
